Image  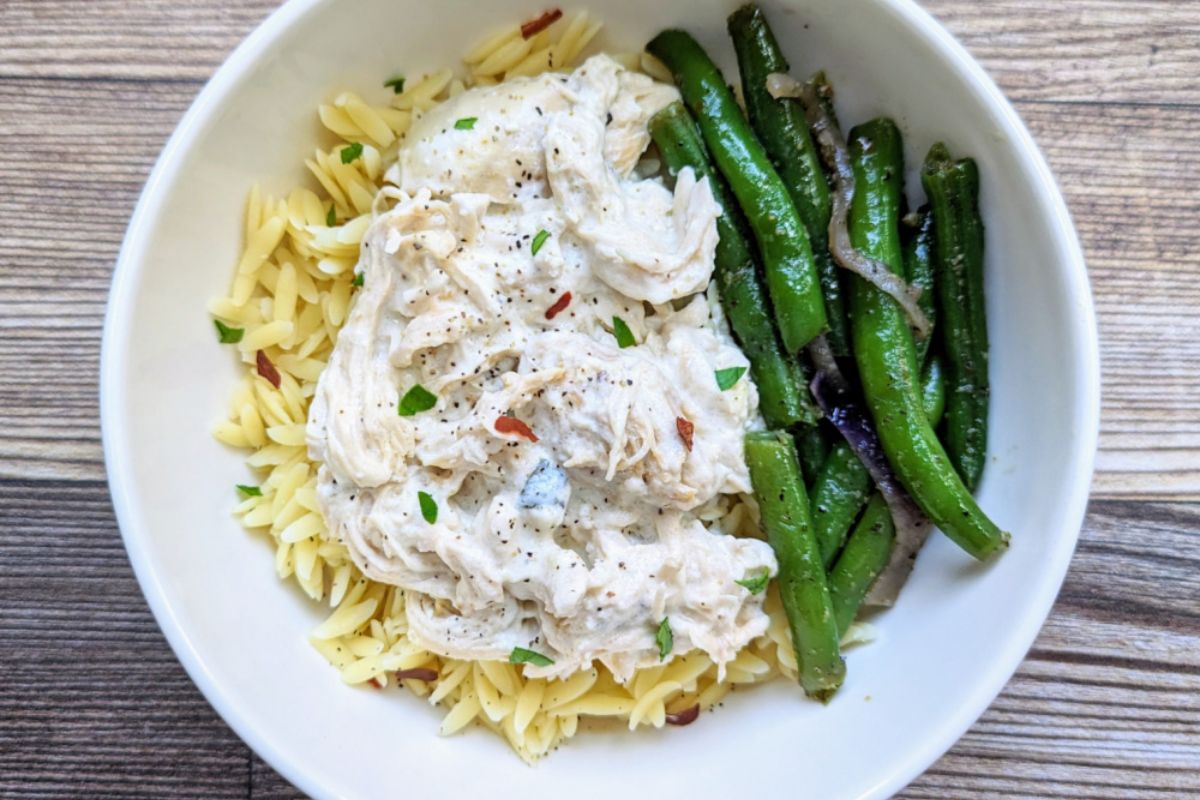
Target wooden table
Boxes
[1,1,1197,796]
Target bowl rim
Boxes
[100,0,1100,797]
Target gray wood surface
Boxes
[1,0,1197,797]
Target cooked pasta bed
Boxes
[210,11,843,761]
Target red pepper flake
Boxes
[495,415,539,442]
[676,416,694,451]
[544,291,572,320]
[256,350,281,388]
[521,8,562,38]
[395,668,440,682]
[666,704,700,726]
[368,677,384,689]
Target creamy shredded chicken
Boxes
[307,55,777,681]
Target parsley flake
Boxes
[531,229,550,256]
[714,366,747,391]
[611,316,636,349]
[417,491,438,524]
[236,484,262,497]
[509,646,554,667]
[735,572,770,595]
[454,117,478,130]
[656,617,673,661]
[384,75,406,94]
[326,205,336,226]
[397,384,437,416]
[340,142,364,164]
[352,272,364,287]
[213,319,243,344]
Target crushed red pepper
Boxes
[256,350,281,388]
[675,416,694,451]
[495,415,539,442]
[521,8,562,38]
[544,291,572,320]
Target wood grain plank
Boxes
[0,0,1197,797]
[1,0,1197,106]
[2,478,1197,798]
[923,0,1200,106]
[0,480,251,799]
[5,83,1198,493]
[0,0,275,81]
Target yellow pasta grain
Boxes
[311,596,378,640]
[266,423,307,447]
[464,24,521,64]
[318,103,361,140]
[212,420,249,448]
[280,511,324,543]
[629,680,682,729]
[512,678,546,734]
[428,660,471,705]
[439,687,482,736]
[292,535,320,584]
[238,320,293,353]
[697,678,733,710]
[328,564,353,608]
[475,36,534,78]
[338,92,395,148]
[541,668,598,710]
[479,660,517,696]
[239,403,267,449]
[273,263,298,323]
[548,693,635,718]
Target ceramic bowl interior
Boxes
[102,1,1099,797]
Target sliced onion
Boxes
[665,703,700,726]
[810,372,932,607]
[805,334,848,395]
[765,72,803,100]
[775,74,931,338]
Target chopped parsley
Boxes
[417,491,438,524]
[714,366,747,391]
[397,384,437,416]
[655,617,673,661]
[735,572,770,595]
[454,117,478,130]
[213,319,243,344]
[351,272,364,287]
[236,484,262,497]
[326,204,336,226]
[384,75,406,94]
[340,142,364,164]
[509,646,554,667]
[611,316,636,349]
[530,228,550,256]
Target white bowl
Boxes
[101,0,1099,797]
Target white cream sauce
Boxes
[307,55,776,681]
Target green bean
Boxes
[903,207,937,365]
[728,4,849,356]
[647,29,828,351]
[921,354,946,428]
[796,425,831,486]
[809,441,871,569]
[649,102,818,429]
[922,145,989,490]
[828,494,895,635]
[847,118,1008,560]
[744,430,844,700]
